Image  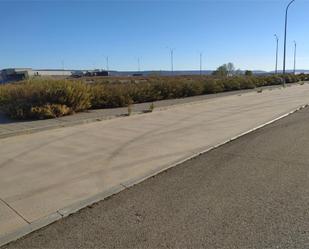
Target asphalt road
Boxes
[3,108,309,249]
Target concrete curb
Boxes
[57,185,125,218]
[0,185,125,247]
[122,104,309,189]
[0,212,61,248]
[0,102,308,248]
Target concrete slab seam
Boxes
[0,199,30,225]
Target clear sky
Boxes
[1,0,308,71]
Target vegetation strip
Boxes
[0,74,308,120]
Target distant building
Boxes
[0,68,31,83]
[71,70,84,78]
[94,70,109,77]
[32,69,72,76]
[0,68,73,83]
[85,69,109,77]
[132,73,143,77]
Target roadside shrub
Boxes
[181,81,204,97]
[264,75,283,86]
[284,74,299,83]
[31,104,72,119]
[297,73,309,81]
[203,79,224,93]
[149,102,155,112]
[238,77,256,89]
[1,73,308,120]
[127,98,133,116]
[0,79,91,119]
[91,83,132,108]
[223,78,241,91]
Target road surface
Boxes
[3,97,309,249]
[1,83,309,246]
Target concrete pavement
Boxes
[1,83,309,246]
[3,94,309,249]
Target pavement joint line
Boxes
[0,198,30,225]
[0,99,308,247]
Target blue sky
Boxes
[0,0,308,71]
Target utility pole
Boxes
[138,57,141,72]
[283,0,296,85]
[293,40,297,75]
[106,56,109,71]
[199,52,203,76]
[61,60,64,76]
[166,47,175,74]
[274,34,279,74]
[170,48,174,73]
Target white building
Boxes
[0,68,73,83]
[31,69,72,76]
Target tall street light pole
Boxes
[199,52,203,76]
[274,34,279,75]
[283,0,296,85]
[170,48,174,74]
[166,47,175,75]
[61,60,64,76]
[137,57,141,72]
[106,56,109,71]
[293,41,297,75]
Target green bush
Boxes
[91,83,132,108]
[0,79,91,119]
[238,77,256,89]
[203,79,224,93]
[283,74,299,83]
[223,78,241,91]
